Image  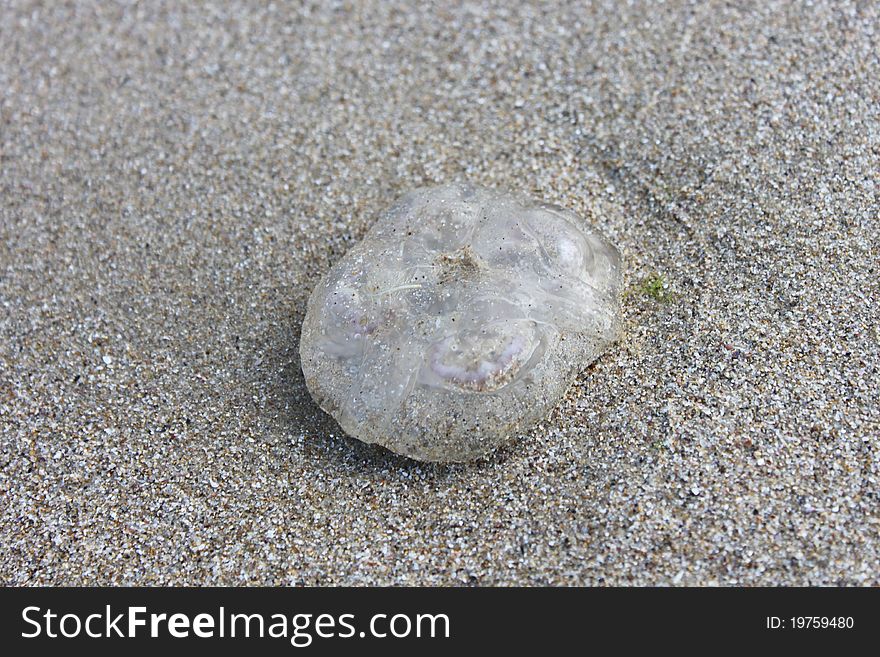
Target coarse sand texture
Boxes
[1,1,877,584]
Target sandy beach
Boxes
[1,0,878,585]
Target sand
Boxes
[1,0,877,585]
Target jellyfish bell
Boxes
[299,183,623,462]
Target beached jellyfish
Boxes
[299,183,623,462]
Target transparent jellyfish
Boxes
[300,183,623,462]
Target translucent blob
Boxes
[300,183,623,462]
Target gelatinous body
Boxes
[300,183,623,462]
